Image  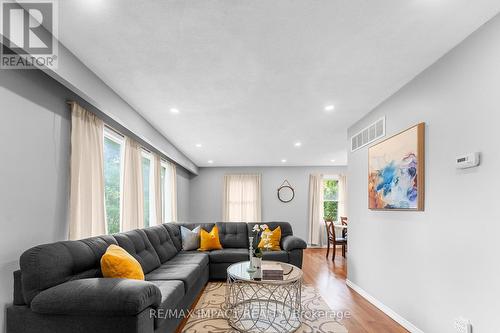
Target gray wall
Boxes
[176,168,192,222]
[0,69,72,332]
[189,166,347,241]
[0,69,192,332]
[347,14,500,333]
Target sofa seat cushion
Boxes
[30,278,161,316]
[209,248,249,263]
[148,280,185,327]
[163,251,209,267]
[145,264,200,292]
[262,250,289,263]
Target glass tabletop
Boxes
[227,261,303,284]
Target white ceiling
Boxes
[57,0,500,167]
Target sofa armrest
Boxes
[281,235,307,251]
[31,278,161,316]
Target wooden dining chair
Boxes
[324,220,347,260]
[340,216,348,239]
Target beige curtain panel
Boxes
[121,137,144,231]
[69,102,106,240]
[223,174,262,222]
[307,173,324,246]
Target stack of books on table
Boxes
[261,263,284,280]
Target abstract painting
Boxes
[368,123,425,210]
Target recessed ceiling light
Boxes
[331,159,336,163]
[294,142,302,147]
[195,143,202,148]
[281,159,287,163]
[170,108,179,114]
[324,105,335,112]
[207,160,214,164]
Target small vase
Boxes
[252,257,262,270]
[247,236,256,273]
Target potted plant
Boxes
[249,224,268,271]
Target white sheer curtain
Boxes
[169,163,178,222]
[307,173,324,246]
[223,174,261,222]
[121,137,144,231]
[338,174,347,219]
[153,154,163,225]
[69,102,106,240]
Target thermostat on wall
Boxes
[456,152,480,169]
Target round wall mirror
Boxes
[277,181,295,203]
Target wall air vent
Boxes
[350,117,385,152]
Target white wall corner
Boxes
[345,279,425,333]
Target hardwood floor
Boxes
[302,248,408,333]
[177,248,408,332]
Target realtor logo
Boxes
[1,0,58,69]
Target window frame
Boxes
[322,175,339,222]
[141,149,155,228]
[103,125,175,231]
[103,127,125,234]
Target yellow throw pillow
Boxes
[100,244,144,280]
[258,226,282,251]
[198,225,223,251]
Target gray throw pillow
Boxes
[181,226,200,251]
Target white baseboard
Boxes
[345,279,424,333]
[306,244,328,248]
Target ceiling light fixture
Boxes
[195,143,202,148]
[294,142,302,147]
[324,105,335,112]
[331,159,336,163]
[281,159,287,163]
[170,108,179,114]
[207,160,214,164]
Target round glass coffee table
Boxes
[225,261,303,333]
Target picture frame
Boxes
[368,122,425,211]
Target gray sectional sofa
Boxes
[7,221,307,333]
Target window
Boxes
[323,177,339,221]
[103,126,175,232]
[223,174,262,222]
[103,129,124,234]
[141,152,154,227]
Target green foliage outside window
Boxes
[104,137,121,234]
[323,179,339,221]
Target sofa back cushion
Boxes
[143,225,178,263]
[177,223,215,232]
[216,222,249,248]
[20,235,117,304]
[113,229,161,274]
[163,223,183,251]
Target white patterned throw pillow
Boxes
[181,226,201,251]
